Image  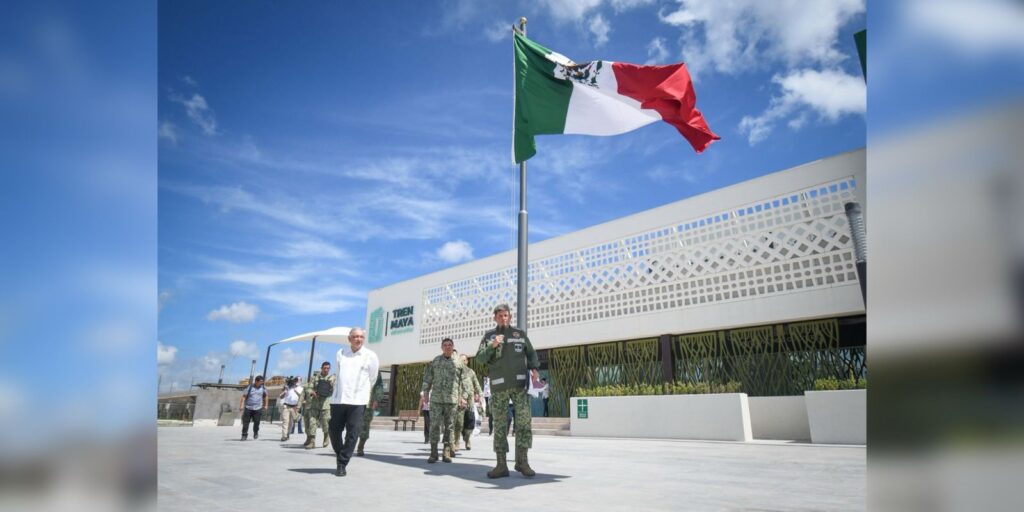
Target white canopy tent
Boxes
[261,326,354,384]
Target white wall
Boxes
[748,396,811,441]
[368,149,866,366]
[805,390,866,445]
[569,394,753,442]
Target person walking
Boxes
[420,338,465,464]
[327,328,379,477]
[303,362,335,449]
[278,376,302,441]
[475,304,540,478]
[355,373,384,456]
[455,353,482,451]
[239,375,268,441]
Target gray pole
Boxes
[306,336,318,383]
[248,359,256,384]
[516,16,529,331]
[844,201,867,306]
[262,342,280,383]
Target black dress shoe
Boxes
[335,465,347,477]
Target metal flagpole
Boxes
[516,16,529,331]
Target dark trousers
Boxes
[421,410,430,441]
[241,408,262,436]
[484,397,493,434]
[543,398,549,417]
[329,404,365,467]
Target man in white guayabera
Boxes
[328,327,379,477]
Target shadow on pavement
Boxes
[288,468,336,475]
[304,451,569,489]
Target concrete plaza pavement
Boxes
[158,426,864,511]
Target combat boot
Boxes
[487,452,510,479]
[442,443,453,463]
[427,443,439,463]
[356,437,366,456]
[322,433,329,448]
[303,435,315,449]
[464,431,472,450]
[514,447,536,477]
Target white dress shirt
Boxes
[331,344,380,406]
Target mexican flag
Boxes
[513,32,719,163]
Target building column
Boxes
[659,334,674,384]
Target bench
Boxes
[393,409,420,431]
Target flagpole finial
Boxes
[519,17,527,31]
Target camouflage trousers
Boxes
[359,403,374,439]
[490,388,532,453]
[427,402,457,445]
[304,399,330,438]
[453,400,478,437]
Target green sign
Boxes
[577,398,588,419]
[367,307,384,343]
[389,306,415,335]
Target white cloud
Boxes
[739,68,865,145]
[258,284,364,315]
[437,240,475,263]
[229,339,259,359]
[907,0,1024,55]
[206,301,260,323]
[611,0,655,11]
[281,237,348,260]
[181,75,198,87]
[273,347,310,375]
[660,0,865,77]
[159,121,177,144]
[646,37,670,64]
[171,92,217,135]
[539,0,604,23]
[157,341,178,366]
[158,289,172,310]
[201,354,223,372]
[484,20,510,42]
[588,14,611,47]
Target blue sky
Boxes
[157,0,868,389]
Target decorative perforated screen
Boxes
[419,176,860,347]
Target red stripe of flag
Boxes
[612,62,720,153]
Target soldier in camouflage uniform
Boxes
[355,372,384,456]
[420,337,466,463]
[475,304,539,478]
[453,353,482,451]
[303,361,335,449]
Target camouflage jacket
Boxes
[460,365,482,401]
[367,374,384,407]
[422,354,465,405]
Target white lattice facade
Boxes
[367,149,866,366]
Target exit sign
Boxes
[577,398,588,419]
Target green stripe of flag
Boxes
[513,32,572,163]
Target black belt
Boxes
[284,404,298,408]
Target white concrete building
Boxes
[365,149,866,424]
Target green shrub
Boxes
[812,377,867,391]
[575,381,741,397]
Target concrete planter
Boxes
[569,393,752,441]
[748,396,810,441]
[804,389,866,444]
